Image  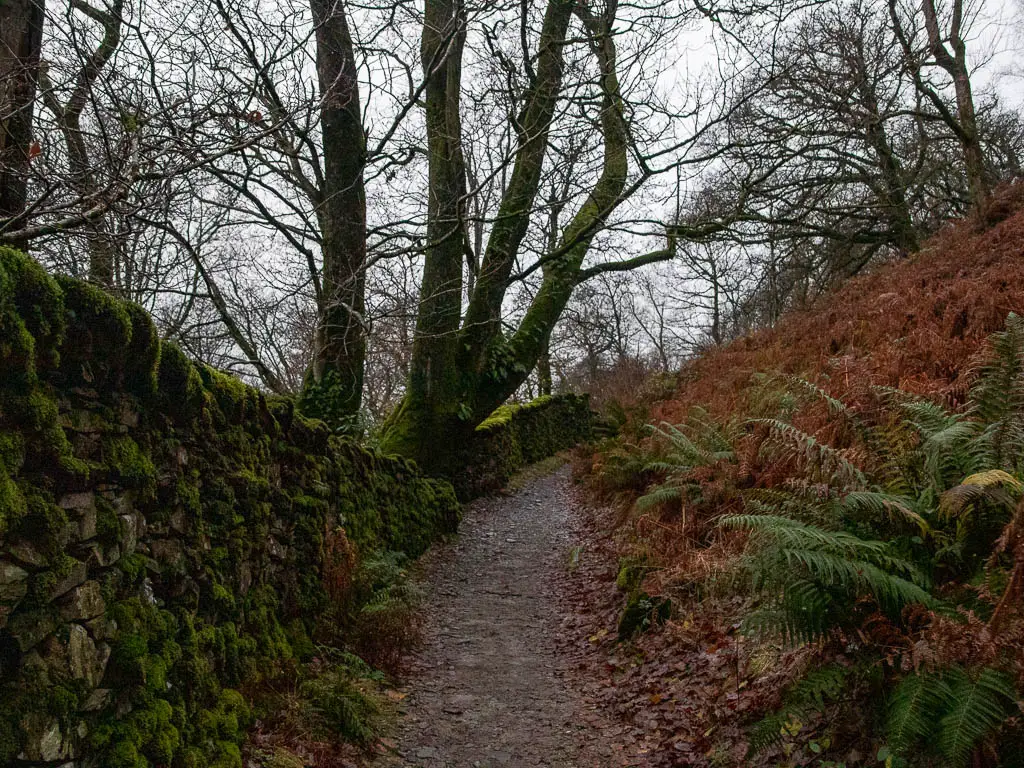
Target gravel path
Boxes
[373,466,620,768]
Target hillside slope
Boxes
[658,186,1024,424]
[574,189,1024,768]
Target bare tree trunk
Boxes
[0,0,44,249]
[410,0,468,397]
[39,0,124,288]
[537,342,553,395]
[852,42,920,254]
[891,0,991,219]
[920,0,989,218]
[384,0,470,456]
[303,0,368,426]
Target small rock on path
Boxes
[373,466,621,768]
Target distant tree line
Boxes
[0,0,1019,461]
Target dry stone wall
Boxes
[455,394,593,499]
[0,247,460,768]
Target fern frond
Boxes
[649,417,736,467]
[724,514,894,561]
[957,315,1024,474]
[888,666,1016,766]
[749,664,855,754]
[643,460,686,474]
[636,484,683,510]
[723,514,933,640]
[887,671,950,751]
[936,666,1016,767]
[873,385,925,408]
[960,469,1024,491]
[683,406,739,455]
[838,490,930,534]
[751,418,866,490]
[939,483,1019,521]
[901,400,961,438]
[778,375,851,419]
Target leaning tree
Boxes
[379,0,727,472]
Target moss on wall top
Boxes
[0,248,460,767]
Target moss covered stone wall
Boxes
[456,394,593,499]
[0,248,460,767]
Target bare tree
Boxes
[0,0,45,245]
[38,0,125,287]
[380,0,722,472]
[889,0,993,216]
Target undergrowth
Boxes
[579,313,1024,766]
[246,542,424,764]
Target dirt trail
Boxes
[373,466,621,768]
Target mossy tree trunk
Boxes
[397,0,470,451]
[381,1,664,473]
[301,0,368,427]
[0,0,44,251]
[537,343,553,396]
[36,0,124,290]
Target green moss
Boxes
[0,466,26,537]
[92,697,181,768]
[177,470,201,517]
[187,689,249,768]
[0,321,36,389]
[286,619,316,662]
[102,435,155,494]
[119,553,147,583]
[0,250,469,767]
[241,586,292,664]
[124,302,160,396]
[31,552,75,597]
[0,247,66,371]
[0,431,24,472]
[156,342,204,421]
[6,387,88,478]
[198,364,259,425]
[17,491,69,560]
[95,495,120,547]
[450,394,591,498]
[56,276,132,388]
[266,395,295,432]
[211,583,236,614]
[0,715,20,764]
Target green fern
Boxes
[778,375,852,419]
[635,411,739,511]
[645,414,737,470]
[969,313,1024,471]
[886,669,952,752]
[299,664,383,745]
[886,666,1016,766]
[939,472,1021,521]
[635,484,684,510]
[938,667,1016,766]
[837,490,929,534]
[722,514,932,643]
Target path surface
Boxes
[373,466,620,768]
